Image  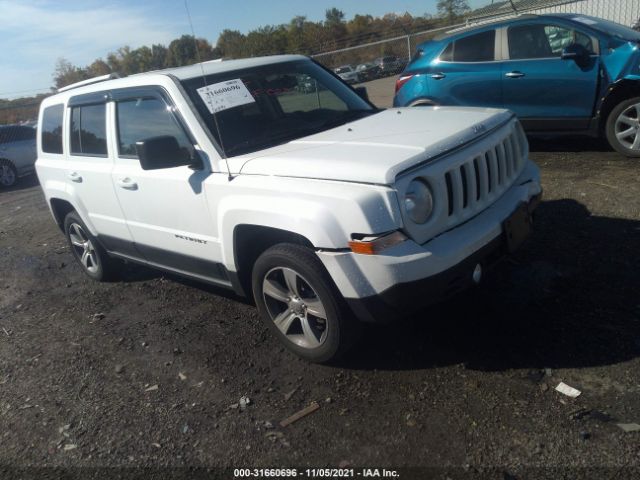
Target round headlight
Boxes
[404,179,433,224]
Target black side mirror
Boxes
[354,86,369,102]
[561,44,591,68]
[135,136,202,171]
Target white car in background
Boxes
[334,65,360,84]
[36,55,541,362]
[0,125,37,187]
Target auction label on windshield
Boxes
[197,79,255,114]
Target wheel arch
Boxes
[232,224,315,299]
[49,198,76,231]
[597,78,640,134]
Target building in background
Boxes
[470,0,640,27]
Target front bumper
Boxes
[317,164,542,323]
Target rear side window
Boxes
[116,97,193,158]
[41,104,64,154]
[441,30,496,62]
[70,104,107,156]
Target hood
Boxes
[234,107,514,185]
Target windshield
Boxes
[571,15,640,42]
[181,59,375,157]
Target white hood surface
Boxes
[234,107,514,185]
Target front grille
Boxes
[442,125,525,225]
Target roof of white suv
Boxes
[158,54,307,80]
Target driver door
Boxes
[108,88,227,284]
[501,22,600,125]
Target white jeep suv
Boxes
[36,55,541,362]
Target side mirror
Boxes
[135,136,202,171]
[561,44,591,68]
[354,86,369,102]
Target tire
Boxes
[63,211,120,281]
[605,96,640,157]
[252,243,361,363]
[0,159,18,188]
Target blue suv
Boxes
[393,14,640,157]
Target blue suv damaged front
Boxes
[393,14,640,157]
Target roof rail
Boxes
[57,73,121,93]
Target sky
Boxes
[0,0,488,99]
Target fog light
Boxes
[472,264,482,284]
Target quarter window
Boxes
[70,104,107,156]
[116,97,194,159]
[440,30,496,62]
[41,104,64,154]
[508,24,594,60]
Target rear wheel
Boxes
[64,211,120,281]
[0,160,17,187]
[606,97,640,157]
[252,243,361,363]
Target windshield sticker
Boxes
[197,79,255,114]
[572,17,598,25]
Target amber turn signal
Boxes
[348,231,407,255]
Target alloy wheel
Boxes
[262,267,328,349]
[0,164,16,186]
[614,103,640,151]
[68,223,99,274]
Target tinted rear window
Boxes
[0,126,35,144]
[441,30,496,62]
[41,104,64,154]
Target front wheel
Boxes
[252,243,361,363]
[605,97,640,157]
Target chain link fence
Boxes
[0,103,38,187]
[312,0,640,83]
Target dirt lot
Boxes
[1,90,640,478]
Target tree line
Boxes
[1,1,471,124]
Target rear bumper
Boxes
[345,193,540,323]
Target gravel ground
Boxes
[1,110,639,477]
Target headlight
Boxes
[404,179,433,224]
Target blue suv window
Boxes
[508,24,593,60]
[440,30,495,63]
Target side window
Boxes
[69,104,107,156]
[508,24,594,60]
[116,97,194,159]
[544,26,594,55]
[441,31,495,63]
[41,104,64,154]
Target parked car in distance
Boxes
[375,56,407,75]
[355,63,381,81]
[334,65,360,84]
[36,55,541,363]
[0,124,37,187]
[394,14,640,157]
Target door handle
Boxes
[67,172,82,183]
[430,73,446,80]
[116,177,138,190]
[505,71,525,78]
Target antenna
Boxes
[184,0,234,181]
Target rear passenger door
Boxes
[501,22,599,124]
[109,88,225,284]
[65,95,135,255]
[429,29,502,108]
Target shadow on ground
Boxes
[0,173,39,193]
[528,135,611,153]
[341,198,640,372]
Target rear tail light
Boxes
[395,74,414,93]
